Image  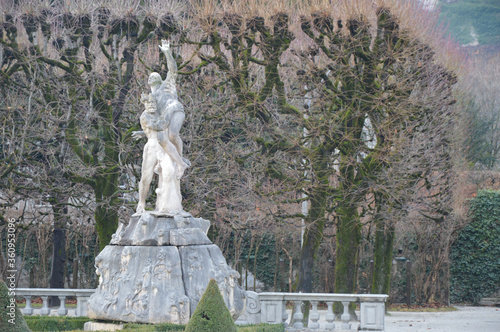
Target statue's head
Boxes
[141,93,156,113]
[148,72,162,87]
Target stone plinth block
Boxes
[179,245,246,319]
[110,213,211,246]
[170,228,211,246]
[88,246,190,324]
[83,321,124,331]
[89,213,245,324]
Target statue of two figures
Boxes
[133,40,190,216]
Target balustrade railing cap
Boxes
[15,288,96,296]
[258,292,388,302]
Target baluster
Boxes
[292,300,304,329]
[22,296,33,316]
[40,296,50,315]
[58,296,67,316]
[341,301,351,330]
[282,299,288,328]
[309,300,320,329]
[325,301,335,330]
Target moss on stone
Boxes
[185,279,237,332]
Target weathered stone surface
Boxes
[110,213,211,246]
[179,245,246,319]
[83,321,123,331]
[170,228,211,246]
[88,246,190,324]
[89,213,246,324]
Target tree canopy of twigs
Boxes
[1,0,465,304]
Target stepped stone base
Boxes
[88,213,246,324]
[84,321,123,331]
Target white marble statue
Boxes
[89,40,247,325]
[132,40,189,215]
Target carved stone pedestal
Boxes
[88,213,246,324]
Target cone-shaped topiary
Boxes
[0,279,30,332]
[185,279,237,332]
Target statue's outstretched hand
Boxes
[159,39,170,53]
[132,131,146,140]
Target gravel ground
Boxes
[385,306,500,332]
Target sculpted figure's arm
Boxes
[151,117,169,132]
[159,39,178,99]
[140,112,164,132]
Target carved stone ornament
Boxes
[88,213,246,324]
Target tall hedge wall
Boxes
[450,190,500,303]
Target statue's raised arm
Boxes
[159,39,178,100]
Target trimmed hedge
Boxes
[450,190,500,303]
[185,279,237,332]
[24,316,88,331]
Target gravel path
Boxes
[385,306,500,332]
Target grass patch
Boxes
[237,323,285,332]
[122,322,186,331]
[24,317,283,332]
[388,304,458,312]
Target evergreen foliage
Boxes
[24,316,88,331]
[185,279,237,332]
[450,190,500,303]
[226,232,277,288]
[0,280,30,332]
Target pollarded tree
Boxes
[0,0,186,250]
[179,0,459,300]
[0,56,86,300]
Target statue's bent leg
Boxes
[169,111,185,157]
[169,111,190,176]
[158,132,187,179]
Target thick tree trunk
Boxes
[371,221,395,295]
[295,150,329,326]
[334,205,361,316]
[95,203,119,252]
[296,155,329,294]
[334,206,361,294]
[94,172,120,251]
[297,238,316,293]
[297,194,327,293]
[49,214,66,307]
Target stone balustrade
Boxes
[14,288,95,317]
[237,292,388,331]
[15,288,387,331]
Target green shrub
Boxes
[24,316,88,331]
[450,190,500,303]
[185,279,237,332]
[0,280,30,332]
